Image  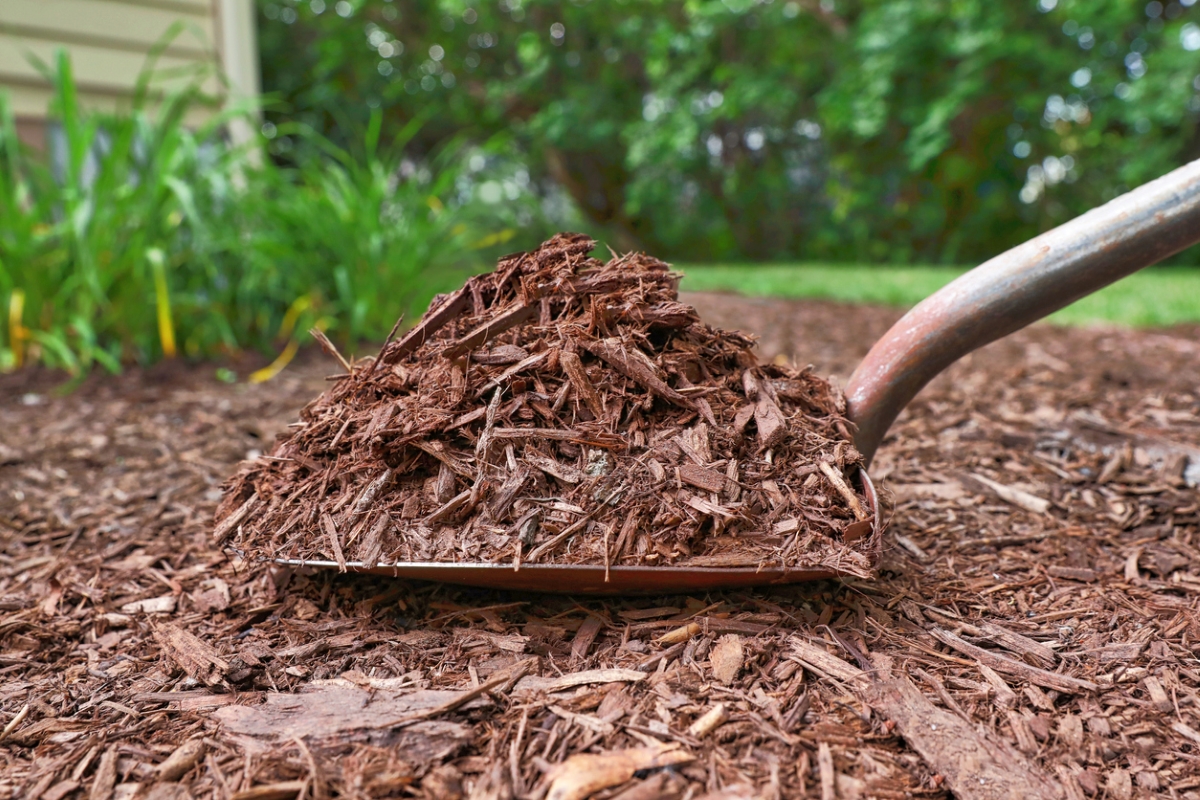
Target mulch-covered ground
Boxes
[2,292,1198,800]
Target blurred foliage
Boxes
[0,53,531,374]
[258,0,1200,263]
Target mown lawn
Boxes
[677,264,1200,328]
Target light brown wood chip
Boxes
[559,350,605,418]
[153,624,230,687]
[787,638,867,686]
[865,673,1064,800]
[156,738,207,782]
[580,337,694,410]
[930,628,1098,694]
[544,743,694,800]
[710,634,745,685]
[687,704,729,738]
[679,463,727,493]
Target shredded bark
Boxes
[216,234,875,575]
[3,294,1199,799]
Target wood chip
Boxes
[153,624,230,687]
[1047,565,1097,582]
[516,669,646,695]
[967,473,1051,515]
[709,634,744,685]
[977,663,1018,708]
[976,621,1058,668]
[787,639,867,687]
[387,286,470,362]
[930,628,1098,694]
[865,671,1064,800]
[817,742,835,800]
[658,622,701,645]
[559,350,605,418]
[1106,769,1132,800]
[678,463,727,493]
[231,781,307,800]
[88,746,118,800]
[320,512,346,573]
[120,596,177,615]
[543,744,694,800]
[753,394,788,450]
[1143,676,1172,713]
[818,461,869,521]
[687,704,728,738]
[580,337,695,410]
[156,738,207,782]
[442,302,537,358]
[570,617,604,662]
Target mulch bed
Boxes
[2,291,1199,800]
[219,234,872,576]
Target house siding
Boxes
[0,0,258,146]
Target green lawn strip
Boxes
[677,264,1200,329]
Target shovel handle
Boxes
[846,158,1200,467]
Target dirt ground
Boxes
[2,292,1199,800]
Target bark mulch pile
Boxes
[217,234,874,577]
[2,291,1200,800]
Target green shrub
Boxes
[0,51,528,375]
[257,0,1200,265]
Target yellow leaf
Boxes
[277,294,314,341]
[7,289,26,368]
[249,339,299,384]
[250,317,330,384]
[147,249,176,358]
[470,229,517,250]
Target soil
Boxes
[2,292,1199,800]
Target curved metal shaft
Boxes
[846,158,1200,467]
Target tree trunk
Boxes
[543,146,646,254]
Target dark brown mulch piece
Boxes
[2,294,1199,799]
[216,234,875,576]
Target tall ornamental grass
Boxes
[0,52,520,376]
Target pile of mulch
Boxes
[216,234,875,577]
[2,291,1199,800]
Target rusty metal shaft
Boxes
[847,158,1200,467]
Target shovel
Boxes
[279,158,1200,593]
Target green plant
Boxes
[0,51,529,374]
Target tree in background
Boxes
[258,0,1200,263]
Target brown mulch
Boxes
[2,291,1200,800]
[218,234,872,576]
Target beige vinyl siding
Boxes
[0,0,214,55]
[0,34,222,108]
[0,0,257,142]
